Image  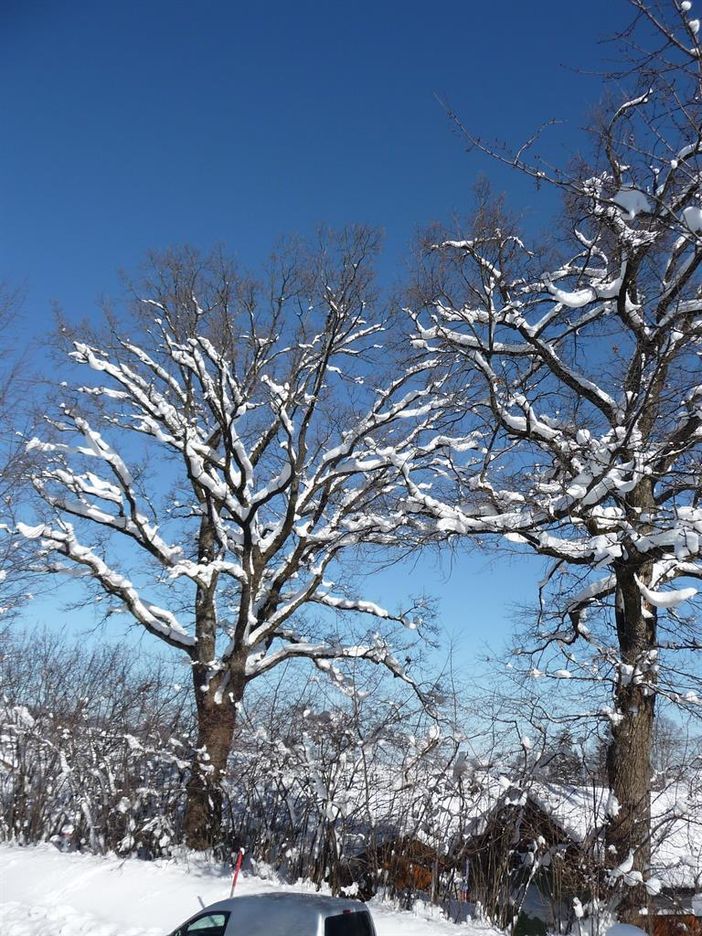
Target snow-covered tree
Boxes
[21,233,445,848]
[406,2,702,919]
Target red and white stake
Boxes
[229,848,245,898]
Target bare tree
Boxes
[405,1,702,920]
[21,232,446,848]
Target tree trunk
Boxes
[183,662,245,850]
[605,567,656,923]
[183,512,245,851]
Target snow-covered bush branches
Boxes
[405,1,702,920]
[19,232,450,848]
[0,627,489,904]
[0,628,190,854]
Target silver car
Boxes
[169,892,377,936]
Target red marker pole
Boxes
[229,848,245,897]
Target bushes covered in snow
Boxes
[0,628,190,855]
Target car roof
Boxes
[204,892,369,930]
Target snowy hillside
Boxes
[0,844,502,936]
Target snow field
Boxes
[0,844,501,936]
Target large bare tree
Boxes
[405,1,702,919]
[21,232,445,848]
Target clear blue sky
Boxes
[3,0,633,662]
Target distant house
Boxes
[451,777,702,929]
[349,771,702,930]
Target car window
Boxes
[324,911,374,936]
[184,912,229,936]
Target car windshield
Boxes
[179,911,230,936]
[324,911,374,936]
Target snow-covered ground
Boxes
[0,844,501,936]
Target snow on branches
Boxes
[24,241,452,678]
[408,42,702,649]
[19,235,453,846]
[406,2,702,917]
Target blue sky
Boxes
[3,1,633,662]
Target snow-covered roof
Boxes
[650,784,702,889]
[524,781,702,890]
[527,780,610,842]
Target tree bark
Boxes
[605,567,656,923]
[183,512,245,850]
[183,662,244,850]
